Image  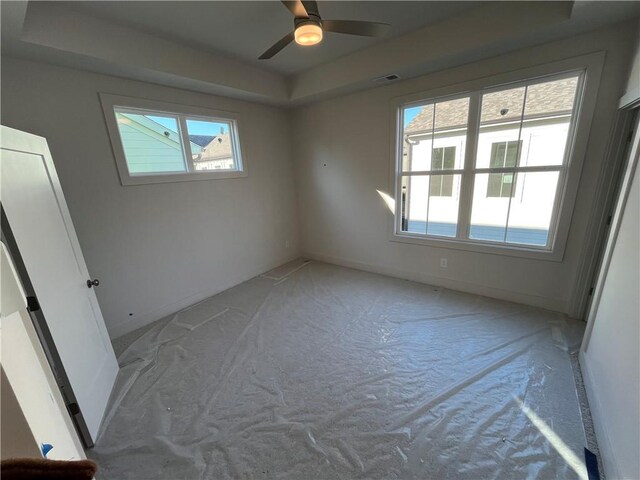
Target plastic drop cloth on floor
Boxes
[90,260,588,479]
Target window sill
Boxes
[119,170,248,186]
[390,231,564,262]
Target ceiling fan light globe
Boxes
[295,24,323,46]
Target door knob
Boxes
[86,279,100,288]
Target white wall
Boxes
[581,162,639,479]
[292,21,636,314]
[1,57,300,339]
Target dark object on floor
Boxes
[584,447,601,480]
[1,458,97,480]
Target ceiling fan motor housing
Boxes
[259,1,390,59]
[295,14,322,29]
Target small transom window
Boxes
[100,94,245,185]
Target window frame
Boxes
[389,53,605,261]
[100,93,247,186]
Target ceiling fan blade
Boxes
[259,31,295,59]
[301,0,319,16]
[281,0,308,18]
[322,20,390,37]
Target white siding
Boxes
[117,122,186,174]
[406,120,569,234]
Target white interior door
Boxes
[1,125,118,444]
[1,243,86,460]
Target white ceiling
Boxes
[2,1,639,105]
[58,1,479,75]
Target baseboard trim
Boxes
[304,251,570,313]
[579,350,621,479]
[108,253,301,339]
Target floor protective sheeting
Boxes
[91,260,588,479]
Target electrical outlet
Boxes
[285,240,290,249]
[440,258,448,268]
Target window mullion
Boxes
[503,86,528,242]
[396,109,407,234]
[424,103,436,235]
[457,91,481,240]
[476,165,561,174]
[545,165,568,248]
[178,116,195,173]
[401,169,463,176]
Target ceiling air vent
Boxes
[374,73,401,83]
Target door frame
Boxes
[569,102,640,319]
[580,104,640,351]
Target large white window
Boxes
[100,94,245,185]
[395,71,584,256]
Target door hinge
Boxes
[606,215,612,226]
[26,295,40,312]
[67,402,81,416]
[588,287,594,296]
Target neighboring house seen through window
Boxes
[396,72,582,251]
[430,146,456,197]
[100,94,245,185]
[487,141,522,198]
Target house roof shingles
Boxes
[189,135,215,148]
[405,77,578,135]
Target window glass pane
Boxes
[433,97,469,170]
[427,174,460,237]
[519,77,579,167]
[403,104,433,172]
[487,173,503,198]
[429,174,442,196]
[476,87,526,169]
[488,141,522,169]
[487,172,518,198]
[505,171,559,246]
[486,140,522,197]
[505,142,520,167]
[480,86,527,124]
[524,77,578,117]
[115,110,187,174]
[489,143,505,167]
[402,98,468,172]
[400,176,428,234]
[443,146,456,169]
[432,147,444,170]
[401,86,464,236]
[470,173,513,242]
[186,119,237,171]
[396,73,582,250]
[477,77,579,170]
[429,172,455,197]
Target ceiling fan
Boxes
[259,0,390,59]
